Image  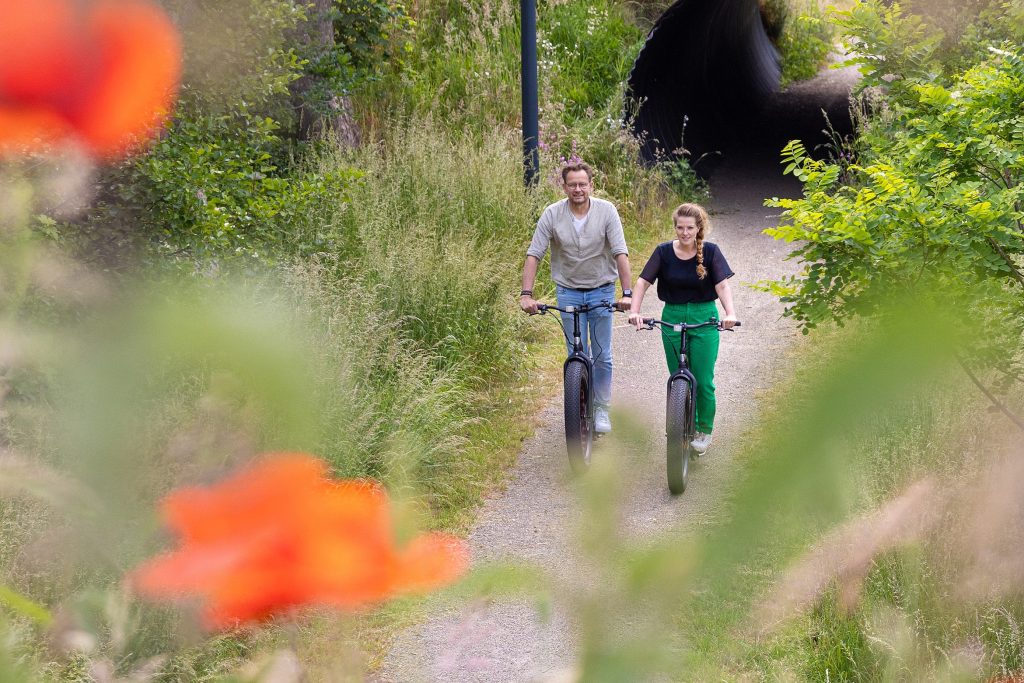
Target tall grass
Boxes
[315,119,542,378]
[357,0,523,135]
[660,315,1024,681]
[356,0,694,213]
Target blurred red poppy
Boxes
[131,453,469,629]
[0,0,181,159]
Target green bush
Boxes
[120,110,361,262]
[300,0,414,116]
[778,0,834,86]
[739,11,1024,677]
[764,47,1024,366]
[159,0,304,115]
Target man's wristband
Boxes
[622,289,633,297]
[520,289,533,297]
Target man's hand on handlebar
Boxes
[616,295,632,312]
[520,295,540,315]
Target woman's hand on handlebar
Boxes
[627,311,645,330]
[720,314,737,330]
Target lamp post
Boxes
[521,0,539,186]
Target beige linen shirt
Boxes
[526,196,628,289]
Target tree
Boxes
[290,0,359,145]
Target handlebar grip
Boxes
[733,321,741,327]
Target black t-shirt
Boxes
[638,241,734,304]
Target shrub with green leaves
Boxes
[832,0,1024,103]
[832,0,946,102]
[300,0,414,116]
[764,47,1024,367]
[159,0,305,115]
[777,0,834,86]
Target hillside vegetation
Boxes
[0,0,691,678]
[2,0,1022,680]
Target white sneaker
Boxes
[691,432,712,454]
[594,408,611,434]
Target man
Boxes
[520,161,633,434]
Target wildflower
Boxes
[131,453,468,629]
[0,0,181,159]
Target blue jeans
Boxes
[556,282,615,410]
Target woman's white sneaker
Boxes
[691,432,712,454]
[595,408,612,434]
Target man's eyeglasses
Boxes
[565,182,590,189]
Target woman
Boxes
[627,203,736,454]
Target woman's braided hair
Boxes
[673,202,711,279]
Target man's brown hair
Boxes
[561,161,593,183]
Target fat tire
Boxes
[666,377,692,495]
[564,360,592,474]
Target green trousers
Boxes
[660,301,720,434]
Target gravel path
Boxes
[377,65,858,683]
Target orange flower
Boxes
[0,0,181,159]
[131,453,469,629]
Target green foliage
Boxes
[361,0,645,136]
[83,1,414,265]
[359,0,524,132]
[778,0,834,86]
[538,2,645,120]
[159,0,306,114]
[981,606,1024,676]
[333,1,413,78]
[671,311,1024,679]
[73,0,312,264]
[0,264,476,675]
[832,0,1024,103]
[803,591,876,681]
[832,0,946,100]
[760,0,835,86]
[764,47,1024,364]
[898,0,1024,74]
[301,0,414,114]
[121,110,361,262]
[657,154,710,202]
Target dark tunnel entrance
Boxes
[626,0,857,178]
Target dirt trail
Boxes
[377,66,858,682]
